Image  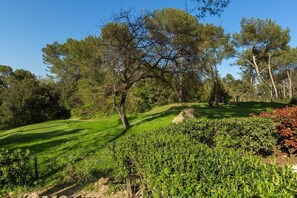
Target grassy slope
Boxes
[0,102,286,190]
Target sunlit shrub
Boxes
[0,149,35,189]
[113,131,296,197]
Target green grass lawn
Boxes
[0,102,287,192]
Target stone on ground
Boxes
[172,108,195,124]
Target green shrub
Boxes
[113,132,297,197]
[163,117,277,154]
[0,149,35,189]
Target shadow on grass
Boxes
[20,137,78,154]
[0,128,84,147]
[130,106,185,127]
[193,102,286,119]
[129,102,286,127]
[14,123,65,133]
[38,128,126,180]
[101,129,127,144]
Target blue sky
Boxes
[0,0,296,79]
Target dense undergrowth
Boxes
[113,119,297,197]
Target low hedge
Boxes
[161,117,277,154]
[113,131,297,197]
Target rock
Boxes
[41,196,49,198]
[291,164,297,173]
[60,196,68,198]
[172,108,195,124]
[27,192,39,198]
[51,196,58,198]
[22,193,30,198]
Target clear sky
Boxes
[0,0,296,79]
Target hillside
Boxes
[0,102,287,196]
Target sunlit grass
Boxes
[0,102,287,191]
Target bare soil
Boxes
[24,178,128,198]
[262,149,297,167]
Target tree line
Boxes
[0,65,69,129]
[0,7,296,129]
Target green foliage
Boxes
[126,79,163,114]
[208,78,230,105]
[233,17,292,101]
[43,8,234,128]
[113,131,296,197]
[255,106,297,153]
[161,117,276,154]
[194,0,230,18]
[233,18,290,52]
[0,69,69,129]
[213,118,276,153]
[0,119,124,192]
[0,102,287,195]
[223,73,256,101]
[42,37,105,118]
[70,79,115,118]
[0,149,35,191]
[0,65,13,91]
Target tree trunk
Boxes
[250,55,272,101]
[283,82,286,98]
[252,55,262,84]
[114,91,130,129]
[269,84,273,102]
[267,53,278,98]
[178,73,183,103]
[119,107,130,129]
[287,71,293,99]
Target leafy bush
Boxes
[113,132,297,197]
[254,106,297,153]
[0,149,36,190]
[163,117,277,154]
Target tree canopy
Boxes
[0,67,69,129]
[233,17,290,100]
[42,8,232,129]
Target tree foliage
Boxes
[192,0,230,18]
[0,67,69,129]
[43,8,232,129]
[233,18,290,100]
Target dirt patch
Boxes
[76,178,128,198]
[25,178,128,198]
[262,149,297,167]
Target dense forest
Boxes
[0,8,296,130]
